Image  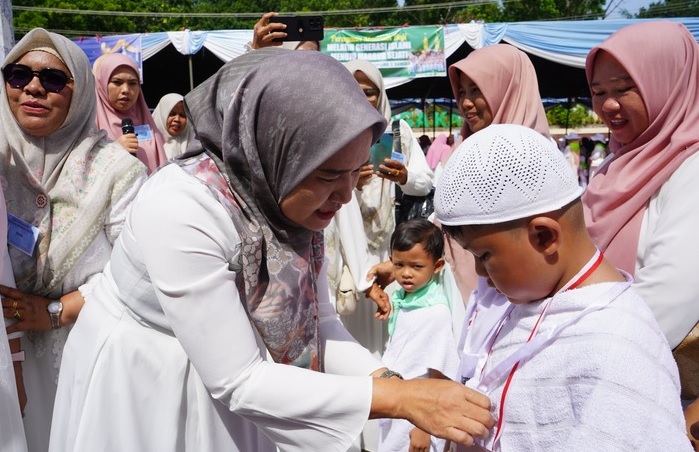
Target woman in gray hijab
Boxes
[49,49,493,452]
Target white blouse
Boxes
[636,152,699,348]
[51,164,384,452]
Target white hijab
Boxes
[152,93,193,160]
[0,28,144,296]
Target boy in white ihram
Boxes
[377,218,460,452]
[434,124,691,451]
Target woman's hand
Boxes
[378,158,408,185]
[367,260,395,290]
[356,163,374,190]
[116,133,139,154]
[371,377,494,447]
[251,12,286,49]
[1,285,51,333]
[364,283,391,320]
[1,287,84,335]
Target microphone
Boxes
[121,118,135,135]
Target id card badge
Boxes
[390,151,405,164]
[133,124,153,142]
[7,213,39,256]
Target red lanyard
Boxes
[491,249,604,445]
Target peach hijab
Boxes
[94,53,167,173]
[582,21,699,274]
[448,44,550,142]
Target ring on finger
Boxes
[12,309,21,320]
[12,301,18,310]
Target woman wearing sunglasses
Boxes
[0,28,147,451]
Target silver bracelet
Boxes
[379,369,404,380]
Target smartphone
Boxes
[270,16,324,43]
[370,133,394,171]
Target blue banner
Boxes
[72,34,143,81]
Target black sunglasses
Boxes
[2,63,73,93]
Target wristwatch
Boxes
[47,299,63,330]
[379,369,404,380]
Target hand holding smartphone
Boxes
[269,16,324,43]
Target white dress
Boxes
[20,171,145,452]
[49,164,384,452]
[458,281,690,452]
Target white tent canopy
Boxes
[137,17,699,89]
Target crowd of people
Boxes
[1,16,698,452]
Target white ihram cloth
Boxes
[49,164,384,452]
[457,280,691,452]
[379,301,460,452]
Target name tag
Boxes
[134,124,153,142]
[7,213,39,256]
[390,151,405,164]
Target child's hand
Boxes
[364,283,391,320]
[409,426,431,452]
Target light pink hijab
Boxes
[582,21,699,274]
[448,44,550,142]
[444,44,550,302]
[425,133,451,170]
[94,53,167,173]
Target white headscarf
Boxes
[345,59,392,125]
[0,28,144,296]
[152,93,193,159]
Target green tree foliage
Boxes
[635,0,699,18]
[395,0,502,25]
[12,0,610,38]
[546,103,599,128]
[500,0,605,21]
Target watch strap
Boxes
[48,300,62,330]
[379,369,404,380]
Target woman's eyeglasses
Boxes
[363,88,379,98]
[2,63,73,93]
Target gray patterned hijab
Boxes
[183,49,385,368]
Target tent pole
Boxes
[188,55,194,92]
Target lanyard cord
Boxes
[491,249,604,445]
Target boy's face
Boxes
[452,224,550,304]
[391,243,444,294]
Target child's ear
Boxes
[434,257,445,274]
[527,216,561,256]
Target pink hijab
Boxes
[582,21,699,274]
[448,44,550,141]
[94,53,166,173]
[425,133,451,170]
[444,45,551,302]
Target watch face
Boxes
[48,302,61,314]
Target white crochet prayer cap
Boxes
[435,124,584,226]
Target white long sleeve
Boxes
[635,152,699,348]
